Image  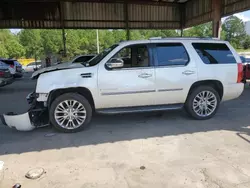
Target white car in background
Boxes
[56,54,96,65]
[23,61,42,72]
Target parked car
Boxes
[0,60,13,87]
[23,61,42,72]
[71,54,96,64]
[240,56,250,65]
[1,38,244,132]
[56,54,96,66]
[0,59,23,78]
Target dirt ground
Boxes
[0,75,250,188]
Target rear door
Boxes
[153,42,198,105]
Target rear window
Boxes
[192,43,236,64]
[155,43,189,66]
[2,60,14,65]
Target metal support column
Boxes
[126,29,130,41]
[212,0,222,38]
[60,2,66,56]
[124,3,130,40]
[62,28,66,56]
[180,29,183,37]
[180,4,185,37]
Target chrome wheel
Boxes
[54,100,86,129]
[192,91,217,117]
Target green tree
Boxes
[64,29,81,57]
[0,29,25,58]
[74,30,97,54]
[40,30,62,56]
[19,29,42,59]
[184,22,212,37]
[0,45,8,57]
[222,16,246,48]
[5,39,25,58]
[243,35,250,49]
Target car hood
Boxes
[31,63,83,79]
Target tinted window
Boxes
[0,61,8,69]
[155,43,189,66]
[111,44,149,68]
[192,43,237,64]
[2,60,14,65]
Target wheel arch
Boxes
[186,80,224,101]
[48,87,95,110]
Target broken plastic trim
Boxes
[0,92,49,131]
[1,112,36,131]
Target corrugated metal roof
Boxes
[185,0,212,27]
[0,0,250,29]
[0,1,181,29]
[223,0,250,16]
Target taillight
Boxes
[237,63,243,83]
[0,71,4,77]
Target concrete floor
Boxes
[0,74,250,188]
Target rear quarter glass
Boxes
[192,43,237,64]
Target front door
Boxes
[97,44,156,109]
[153,42,197,105]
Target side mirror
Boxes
[106,58,124,69]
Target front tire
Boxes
[49,93,92,133]
[185,86,220,120]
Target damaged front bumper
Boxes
[0,92,49,131]
[1,112,36,131]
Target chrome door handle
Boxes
[182,70,195,75]
[138,73,152,78]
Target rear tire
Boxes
[49,93,92,133]
[185,86,220,120]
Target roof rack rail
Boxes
[149,37,220,40]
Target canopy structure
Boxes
[1,0,250,52]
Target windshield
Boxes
[84,44,118,67]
